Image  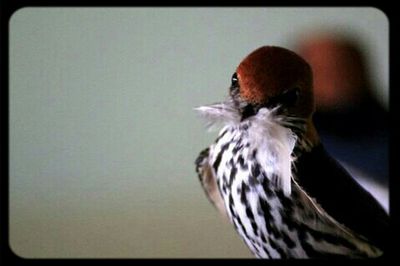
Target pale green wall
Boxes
[9,7,388,258]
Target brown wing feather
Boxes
[195,148,229,221]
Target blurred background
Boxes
[9,7,388,258]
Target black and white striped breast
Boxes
[209,122,306,258]
[208,123,382,258]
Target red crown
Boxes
[236,46,312,104]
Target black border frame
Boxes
[1,2,397,265]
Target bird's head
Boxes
[196,46,320,195]
[196,46,319,149]
[232,46,314,121]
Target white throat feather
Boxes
[196,103,297,196]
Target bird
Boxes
[194,46,388,258]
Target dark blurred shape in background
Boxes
[295,34,388,210]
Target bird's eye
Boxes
[231,72,239,87]
[279,88,299,107]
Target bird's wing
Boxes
[293,144,389,251]
[195,147,229,221]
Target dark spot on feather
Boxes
[250,241,260,253]
[222,173,227,184]
[295,223,359,257]
[270,224,282,240]
[228,193,237,218]
[249,219,259,237]
[282,231,296,249]
[304,225,358,251]
[258,197,278,238]
[229,166,237,186]
[298,236,320,258]
[277,191,295,221]
[195,147,209,170]
[242,181,250,192]
[268,237,286,258]
[212,153,222,172]
[252,149,258,159]
[251,164,260,178]
[214,129,228,143]
[240,183,248,204]
[280,209,297,232]
[261,174,274,197]
[233,143,244,154]
[235,216,250,239]
[257,197,281,239]
[238,155,244,164]
[221,142,230,153]
[248,174,258,186]
[260,233,267,243]
[222,182,227,194]
[238,155,247,170]
[239,182,258,236]
[216,178,224,199]
[262,245,271,258]
[259,197,272,218]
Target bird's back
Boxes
[293,144,389,253]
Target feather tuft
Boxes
[247,107,297,196]
[194,101,240,131]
